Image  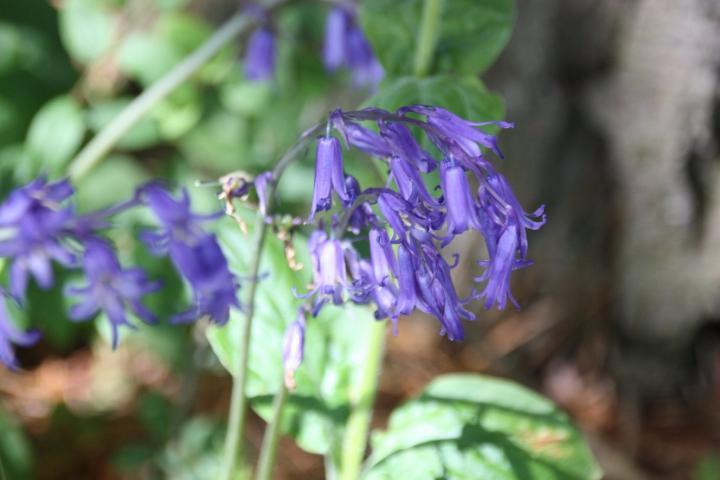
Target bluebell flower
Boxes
[380,122,436,173]
[300,105,544,344]
[400,105,513,160]
[439,161,481,235]
[282,309,306,389]
[305,230,347,307]
[169,236,240,325]
[245,26,275,82]
[323,7,351,71]
[0,291,40,369]
[0,177,78,299]
[141,184,240,324]
[66,238,160,348]
[323,6,383,89]
[310,136,348,218]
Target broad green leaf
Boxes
[207,217,378,455]
[59,0,114,64]
[359,0,515,75]
[366,76,504,122]
[365,374,602,480]
[25,95,85,172]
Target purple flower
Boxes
[67,238,160,348]
[381,122,436,173]
[401,105,513,160]
[345,122,392,158]
[245,26,275,82]
[310,136,348,218]
[169,236,240,325]
[307,231,346,306]
[140,184,218,253]
[368,228,396,284]
[0,291,40,369]
[141,184,240,324]
[439,161,480,235]
[322,6,383,89]
[282,309,306,389]
[323,7,351,71]
[0,177,78,299]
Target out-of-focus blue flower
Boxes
[66,238,160,348]
[0,177,78,299]
[169,236,240,325]
[323,6,383,89]
[245,26,275,82]
[305,230,347,308]
[310,136,348,218]
[0,291,40,369]
[141,184,240,325]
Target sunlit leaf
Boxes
[364,374,602,480]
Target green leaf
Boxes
[364,374,602,480]
[366,75,504,121]
[0,406,34,480]
[118,32,183,86]
[359,0,515,75]
[207,217,378,455]
[59,0,114,64]
[25,95,85,173]
[74,155,150,211]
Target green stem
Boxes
[220,124,322,480]
[339,320,387,480]
[255,382,289,480]
[68,10,257,182]
[221,214,270,480]
[413,0,443,77]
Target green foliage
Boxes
[26,95,86,174]
[59,0,114,65]
[364,374,602,480]
[0,407,34,480]
[367,75,504,123]
[207,216,377,455]
[360,0,515,76]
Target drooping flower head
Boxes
[298,105,544,349]
[309,135,348,219]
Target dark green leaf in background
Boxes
[359,0,515,76]
[364,374,602,480]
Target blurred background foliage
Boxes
[1,0,720,478]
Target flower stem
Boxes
[255,382,289,480]
[339,319,387,480]
[220,123,322,480]
[221,214,270,480]
[413,0,443,77]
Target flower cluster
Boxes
[243,3,383,88]
[289,105,544,374]
[0,178,239,368]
